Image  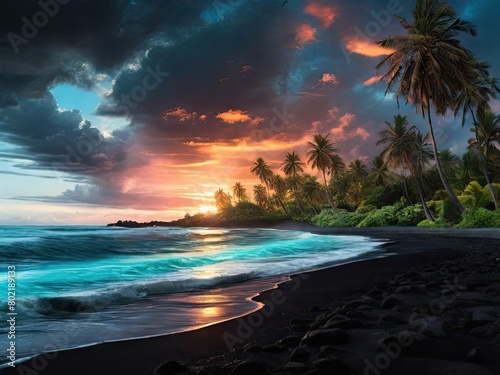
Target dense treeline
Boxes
[213,0,500,229]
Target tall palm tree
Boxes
[250,157,273,196]
[347,159,369,208]
[281,151,306,215]
[438,150,460,179]
[368,154,392,186]
[307,134,338,211]
[327,153,346,185]
[214,188,231,212]
[253,184,268,207]
[232,182,248,203]
[270,175,291,218]
[376,115,434,221]
[301,174,322,214]
[469,110,500,209]
[375,0,497,212]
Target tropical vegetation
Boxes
[209,0,500,229]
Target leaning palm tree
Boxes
[301,175,322,214]
[253,184,268,207]
[250,157,273,196]
[307,134,338,210]
[377,115,434,221]
[375,0,497,212]
[232,182,248,203]
[270,175,291,218]
[281,151,306,215]
[469,110,500,209]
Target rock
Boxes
[289,318,312,332]
[283,362,309,373]
[409,319,446,338]
[309,305,322,312]
[378,312,406,324]
[262,343,287,353]
[300,329,350,347]
[290,346,310,362]
[467,347,482,363]
[381,295,399,308]
[276,335,302,347]
[310,355,351,374]
[231,360,265,375]
[154,361,189,375]
[243,344,262,353]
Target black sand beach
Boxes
[4,225,500,375]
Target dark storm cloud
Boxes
[0,93,131,173]
[14,183,196,210]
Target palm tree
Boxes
[469,110,500,208]
[307,134,339,211]
[214,188,231,212]
[232,182,248,203]
[375,0,497,212]
[281,151,306,215]
[301,175,322,214]
[347,159,369,208]
[250,157,273,196]
[348,159,369,181]
[327,153,346,185]
[270,175,291,218]
[368,154,392,186]
[253,184,268,207]
[376,115,434,221]
[438,150,460,179]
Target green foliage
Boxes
[356,202,404,227]
[417,217,453,228]
[442,198,462,224]
[356,204,377,214]
[363,181,403,208]
[395,204,426,226]
[458,181,500,208]
[221,202,265,220]
[456,208,500,228]
[312,209,367,227]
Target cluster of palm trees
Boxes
[213,0,500,221]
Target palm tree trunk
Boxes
[277,197,292,218]
[426,105,466,212]
[404,156,434,221]
[293,189,307,215]
[305,195,319,214]
[322,169,337,211]
[402,175,414,205]
[475,149,499,209]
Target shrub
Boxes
[312,209,366,227]
[417,217,453,228]
[442,198,462,224]
[456,208,500,228]
[396,204,426,226]
[356,204,377,214]
[356,204,403,227]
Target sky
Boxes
[0,0,499,224]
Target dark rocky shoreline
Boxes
[4,230,500,375]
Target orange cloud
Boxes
[304,1,338,28]
[216,109,264,126]
[363,75,383,86]
[295,24,318,47]
[320,73,339,85]
[345,39,394,57]
[163,107,200,122]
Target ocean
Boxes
[0,225,384,367]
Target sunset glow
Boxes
[0,0,497,224]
